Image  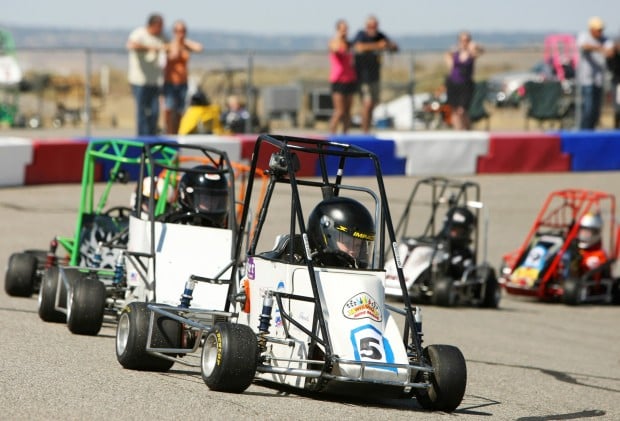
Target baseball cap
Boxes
[588,16,605,30]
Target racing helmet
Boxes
[307,197,375,268]
[577,212,603,249]
[442,206,476,247]
[177,165,229,227]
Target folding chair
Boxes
[523,81,573,129]
[468,81,491,130]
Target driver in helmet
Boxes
[575,212,608,277]
[440,206,476,278]
[166,165,229,228]
[307,196,375,269]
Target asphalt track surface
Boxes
[2,172,620,420]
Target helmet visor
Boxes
[192,187,228,214]
[335,231,373,267]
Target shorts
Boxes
[331,82,358,95]
[359,81,380,103]
[163,82,188,113]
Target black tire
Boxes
[116,302,179,371]
[66,275,106,335]
[480,268,501,308]
[562,277,584,306]
[201,322,258,393]
[612,279,620,305]
[415,344,467,412]
[5,252,37,297]
[432,277,457,307]
[37,266,66,323]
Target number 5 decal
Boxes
[350,324,395,372]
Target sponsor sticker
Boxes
[342,292,382,322]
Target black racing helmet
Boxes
[307,197,375,268]
[177,165,229,227]
[442,206,476,246]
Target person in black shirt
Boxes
[353,15,398,133]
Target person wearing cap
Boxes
[577,16,614,129]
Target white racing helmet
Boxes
[577,212,603,249]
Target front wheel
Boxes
[66,274,106,335]
[562,277,585,306]
[38,266,66,323]
[201,322,258,393]
[116,302,179,371]
[5,252,37,297]
[432,277,457,307]
[415,344,467,412]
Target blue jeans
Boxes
[163,82,188,114]
[579,85,603,130]
[131,84,160,136]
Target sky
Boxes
[2,0,620,37]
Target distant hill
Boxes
[0,23,554,52]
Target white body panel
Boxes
[244,256,409,387]
[125,215,232,310]
[384,244,434,297]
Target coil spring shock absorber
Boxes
[45,239,58,269]
[179,277,196,308]
[92,242,103,268]
[257,290,274,350]
[112,251,124,286]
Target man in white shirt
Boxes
[127,13,167,136]
[577,16,614,129]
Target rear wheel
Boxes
[66,274,106,335]
[415,344,467,412]
[480,268,501,308]
[432,277,457,307]
[562,277,585,306]
[201,322,258,393]
[116,302,179,371]
[5,252,37,297]
[37,266,66,323]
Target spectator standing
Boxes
[353,15,399,133]
[163,20,203,134]
[328,19,357,134]
[577,16,614,130]
[607,32,620,128]
[444,31,483,130]
[127,13,167,136]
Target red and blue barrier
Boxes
[2,129,620,187]
[477,132,571,173]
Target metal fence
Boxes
[3,46,617,135]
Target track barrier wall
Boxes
[1,130,619,186]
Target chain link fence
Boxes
[3,46,617,135]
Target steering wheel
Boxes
[162,210,212,226]
[104,206,133,220]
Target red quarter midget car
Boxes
[500,189,620,305]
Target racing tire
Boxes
[562,277,585,306]
[66,275,106,335]
[201,322,258,393]
[432,277,457,307]
[116,302,179,371]
[480,269,501,308]
[5,252,37,297]
[415,344,467,412]
[37,266,66,323]
[612,279,620,305]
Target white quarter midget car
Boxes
[198,134,468,412]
